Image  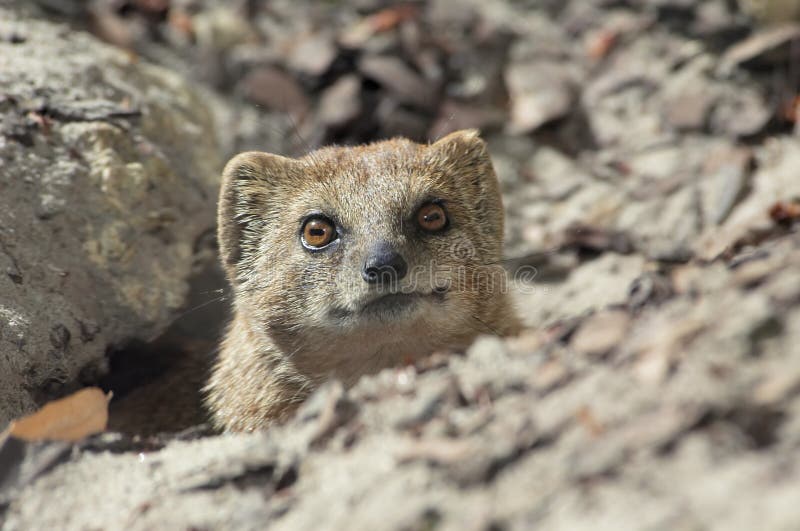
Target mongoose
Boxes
[206,129,521,432]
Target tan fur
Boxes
[206,130,521,432]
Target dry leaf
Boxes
[586,29,618,60]
[9,387,111,442]
[576,405,605,437]
[367,5,418,33]
[340,5,418,48]
[769,200,800,225]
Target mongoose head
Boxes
[217,130,514,381]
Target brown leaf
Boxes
[367,5,419,33]
[586,29,618,60]
[240,66,311,121]
[780,95,800,122]
[9,387,111,442]
[576,406,605,437]
[769,201,800,225]
[168,9,195,38]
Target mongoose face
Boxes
[210,130,519,430]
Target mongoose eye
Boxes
[301,217,337,249]
[417,202,448,232]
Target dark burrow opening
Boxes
[98,249,230,436]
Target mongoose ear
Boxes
[428,129,494,177]
[217,151,297,283]
[430,129,489,162]
[428,129,498,189]
[428,129,504,242]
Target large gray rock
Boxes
[0,10,222,425]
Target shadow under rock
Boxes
[99,250,230,436]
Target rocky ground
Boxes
[1,0,800,529]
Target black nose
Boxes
[362,244,408,284]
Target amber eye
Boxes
[417,202,448,232]
[301,217,337,249]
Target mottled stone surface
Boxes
[0,9,221,425]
